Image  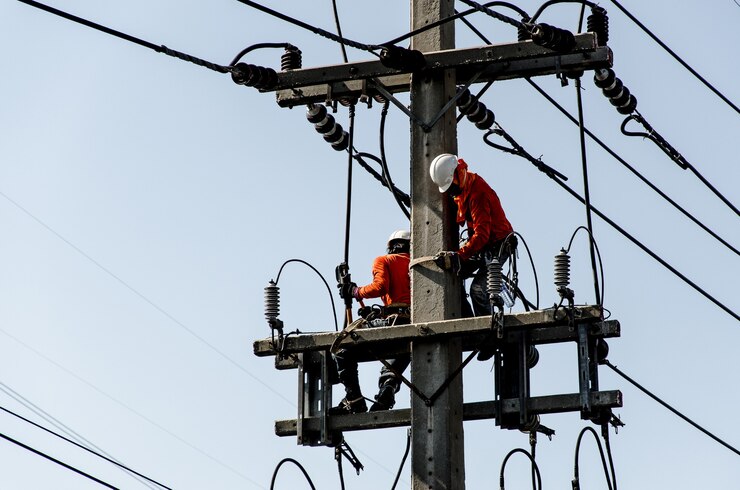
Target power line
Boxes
[16,0,230,73]
[604,360,740,458]
[608,0,739,115]
[0,430,118,489]
[0,383,161,490]
[0,400,171,489]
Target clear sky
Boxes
[0,0,738,489]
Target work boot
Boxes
[328,397,368,415]
[369,384,396,412]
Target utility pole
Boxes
[408,1,465,488]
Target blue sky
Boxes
[0,1,738,488]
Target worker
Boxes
[429,153,517,317]
[330,230,412,415]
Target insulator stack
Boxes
[594,68,638,115]
[264,280,280,327]
[231,62,278,90]
[281,45,302,71]
[456,87,495,130]
[554,249,571,291]
[587,7,609,46]
[518,17,532,41]
[379,45,426,70]
[306,105,350,151]
[530,23,576,52]
[487,257,504,299]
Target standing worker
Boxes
[331,230,412,415]
[429,154,517,316]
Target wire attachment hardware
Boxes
[379,45,426,71]
[306,104,350,151]
[231,62,278,90]
[530,23,576,52]
[593,68,637,115]
[456,86,495,130]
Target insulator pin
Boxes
[587,7,609,46]
[280,45,302,71]
[554,249,571,290]
[456,87,495,130]
[530,23,576,52]
[231,62,277,90]
[264,280,280,326]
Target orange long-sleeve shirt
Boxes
[454,172,513,261]
[355,253,411,306]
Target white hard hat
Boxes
[429,153,459,193]
[387,230,411,246]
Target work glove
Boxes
[338,281,358,300]
[433,251,461,275]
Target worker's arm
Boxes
[355,256,389,299]
[458,192,491,261]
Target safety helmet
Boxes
[387,229,411,247]
[429,153,459,193]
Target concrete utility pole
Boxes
[408,1,465,489]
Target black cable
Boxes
[457,0,525,29]
[270,458,317,490]
[499,448,543,490]
[343,105,356,265]
[530,0,597,22]
[608,0,739,115]
[0,404,170,489]
[336,449,346,490]
[566,226,606,306]
[352,151,411,208]
[482,127,739,321]
[604,360,740,457]
[0,431,118,489]
[17,0,230,74]
[379,101,411,219]
[602,427,618,490]
[230,42,294,66]
[233,0,380,54]
[391,429,411,490]
[330,0,349,62]
[527,80,739,257]
[275,259,340,332]
[573,426,613,490]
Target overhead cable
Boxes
[456,0,525,29]
[379,101,411,219]
[530,0,598,22]
[17,0,230,74]
[607,0,739,115]
[604,360,740,458]
[0,431,118,489]
[330,0,349,62]
[572,426,614,490]
[482,126,739,322]
[391,429,412,490]
[233,0,380,54]
[0,402,171,489]
[269,458,316,490]
[526,80,739,257]
[352,152,411,209]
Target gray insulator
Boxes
[264,280,280,324]
[487,257,503,299]
[554,249,571,290]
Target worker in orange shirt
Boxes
[429,154,517,316]
[331,230,411,415]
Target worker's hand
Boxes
[338,281,358,300]
[433,251,461,275]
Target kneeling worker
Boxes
[330,230,411,415]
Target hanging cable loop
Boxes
[572,426,614,490]
[620,114,689,169]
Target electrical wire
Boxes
[275,259,340,332]
[352,151,411,209]
[17,0,230,73]
[0,430,118,489]
[481,126,739,321]
[0,402,171,489]
[572,426,614,490]
[343,105,356,266]
[233,0,380,55]
[604,360,740,458]
[330,0,349,62]
[269,458,316,490]
[0,382,163,490]
[526,80,739,257]
[530,0,598,22]
[607,0,739,115]
[499,448,543,490]
[391,429,411,490]
[229,42,295,66]
[566,226,606,306]
[457,0,525,29]
[379,101,411,219]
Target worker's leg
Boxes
[369,354,410,411]
[329,349,367,414]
